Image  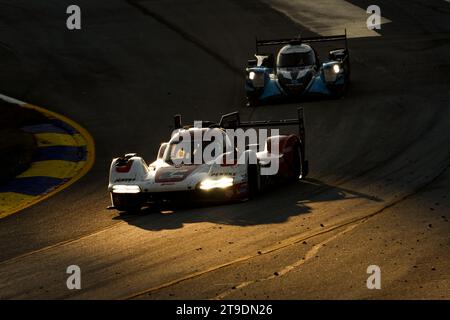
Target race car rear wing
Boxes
[174,108,306,143]
[222,106,300,124]
[220,107,306,156]
[172,108,308,175]
[255,30,348,54]
[219,107,303,137]
[174,108,305,143]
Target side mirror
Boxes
[329,49,347,61]
[247,59,257,67]
[157,142,168,159]
[174,114,182,129]
[262,54,274,69]
[219,111,240,129]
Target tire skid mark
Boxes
[1,153,448,291]
[0,181,326,265]
[125,159,450,300]
[213,223,360,300]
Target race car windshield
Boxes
[165,139,225,165]
[277,51,314,68]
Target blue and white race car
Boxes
[245,33,350,106]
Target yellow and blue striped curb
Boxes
[0,94,95,219]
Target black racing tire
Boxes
[247,162,261,198]
[111,193,143,213]
[289,144,304,182]
[246,95,260,107]
[330,83,348,99]
[341,77,350,97]
[338,63,351,98]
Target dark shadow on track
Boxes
[114,178,382,231]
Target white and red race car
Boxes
[108,108,309,212]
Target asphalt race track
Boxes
[0,0,449,299]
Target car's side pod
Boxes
[169,108,309,178]
[219,108,309,178]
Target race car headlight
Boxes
[323,63,341,83]
[200,177,234,191]
[112,185,141,194]
[333,64,341,74]
[248,71,265,88]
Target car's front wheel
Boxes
[110,193,143,213]
[246,96,260,107]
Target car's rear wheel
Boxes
[289,144,303,182]
[246,96,259,107]
[247,162,261,198]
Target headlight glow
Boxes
[112,185,141,194]
[200,177,234,191]
[333,64,341,74]
[249,71,256,80]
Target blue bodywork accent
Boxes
[260,78,283,100]
[307,74,331,95]
[246,61,348,103]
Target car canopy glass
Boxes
[277,51,315,68]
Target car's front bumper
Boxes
[110,182,249,204]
